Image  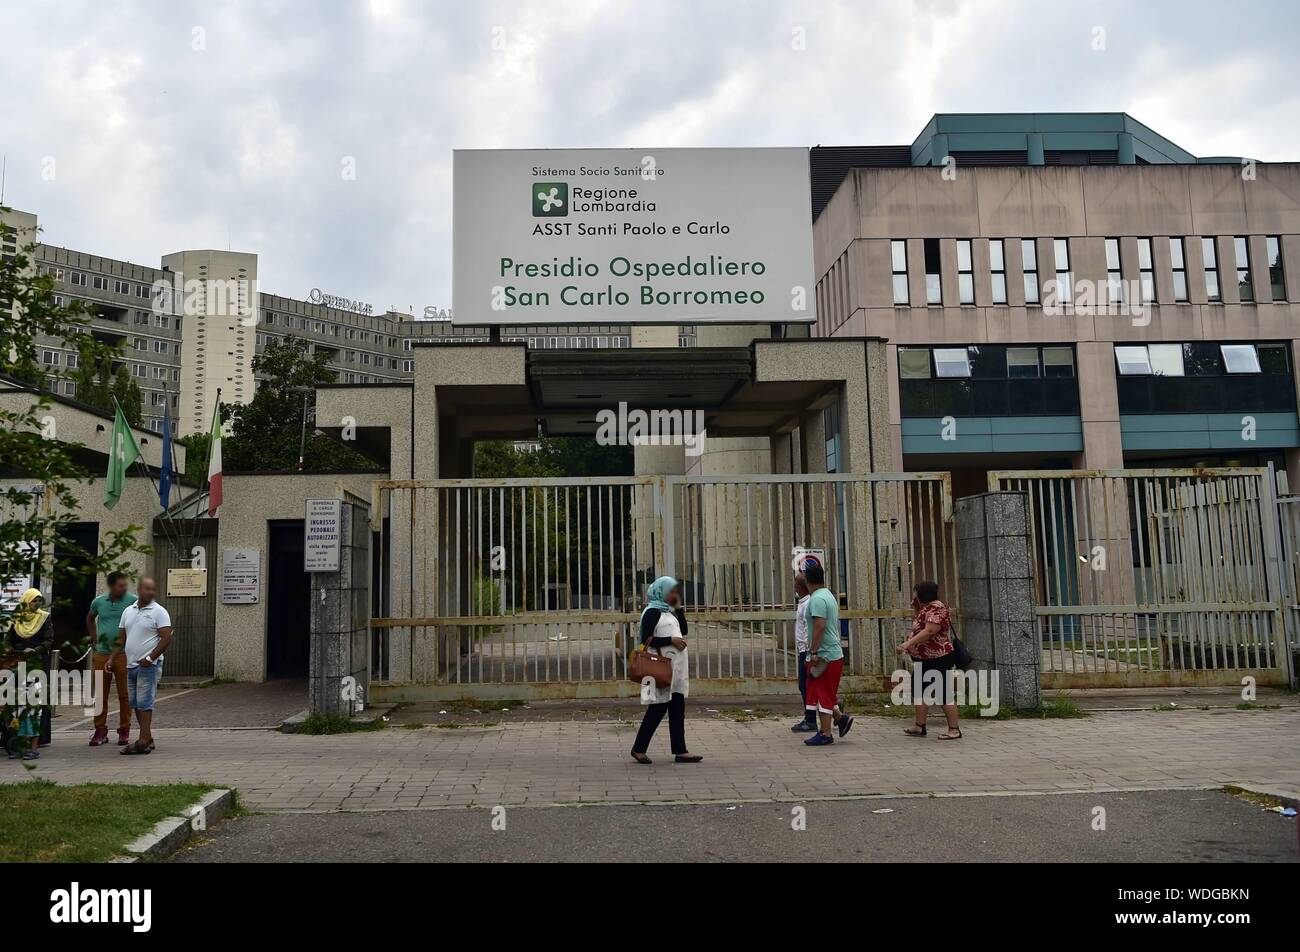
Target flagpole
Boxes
[195,388,222,540]
[149,402,188,563]
[114,397,182,560]
[203,388,221,499]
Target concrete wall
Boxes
[813,163,1300,472]
[0,389,186,473]
[955,491,1041,709]
[316,384,413,480]
[214,472,383,681]
[0,388,190,589]
[0,474,159,586]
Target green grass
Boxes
[0,780,214,863]
[436,698,526,715]
[713,706,778,722]
[844,694,1087,720]
[292,712,385,734]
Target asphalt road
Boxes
[173,789,1298,863]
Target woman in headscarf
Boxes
[7,588,54,754]
[630,576,702,764]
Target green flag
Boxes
[104,405,141,511]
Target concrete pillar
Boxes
[409,345,528,680]
[309,498,370,715]
[1076,342,1124,469]
[1117,132,1135,165]
[1027,133,1044,166]
[955,492,1041,710]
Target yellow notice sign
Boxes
[167,567,208,597]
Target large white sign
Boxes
[453,148,814,325]
[304,498,342,573]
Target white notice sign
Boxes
[221,548,261,604]
[304,498,343,572]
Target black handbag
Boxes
[950,634,973,670]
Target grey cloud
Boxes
[1,0,1295,314]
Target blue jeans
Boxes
[128,662,163,711]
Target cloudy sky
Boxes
[2,0,1296,313]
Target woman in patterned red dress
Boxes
[897,579,961,740]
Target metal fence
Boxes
[667,473,956,682]
[989,468,1291,687]
[372,477,652,687]
[370,472,955,695]
[1271,492,1300,689]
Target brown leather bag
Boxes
[629,645,673,687]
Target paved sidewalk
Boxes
[6,707,1298,812]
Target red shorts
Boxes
[804,658,843,715]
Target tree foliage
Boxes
[0,207,149,632]
[473,437,632,478]
[472,438,633,610]
[220,335,381,473]
[71,354,143,427]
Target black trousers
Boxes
[633,692,686,755]
[796,651,816,723]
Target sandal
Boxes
[120,740,152,755]
[903,724,927,737]
[936,728,963,740]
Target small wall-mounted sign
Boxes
[167,567,208,597]
[304,498,343,572]
[221,548,261,604]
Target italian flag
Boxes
[207,402,223,517]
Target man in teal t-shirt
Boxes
[86,572,137,746]
[805,586,843,661]
[801,560,851,745]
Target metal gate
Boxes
[990,468,1293,688]
[666,473,956,687]
[1271,492,1300,689]
[369,472,955,698]
[150,525,217,677]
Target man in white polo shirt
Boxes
[110,577,173,756]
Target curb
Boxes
[115,788,234,862]
[1224,782,1300,810]
[280,704,397,733]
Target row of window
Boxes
[261,311,403,348]
[889,236,1287,306]
[899,344,1076,380]
[1113,342,1288,377]
[897,342,1297,420]
[43,376,179,409]
[898,345,1079,418]
[49,266,156,300]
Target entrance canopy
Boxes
[429,343,845,441]
[316,337,886,480]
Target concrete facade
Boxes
[214,472,383,682]
[813,160,1300,486]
